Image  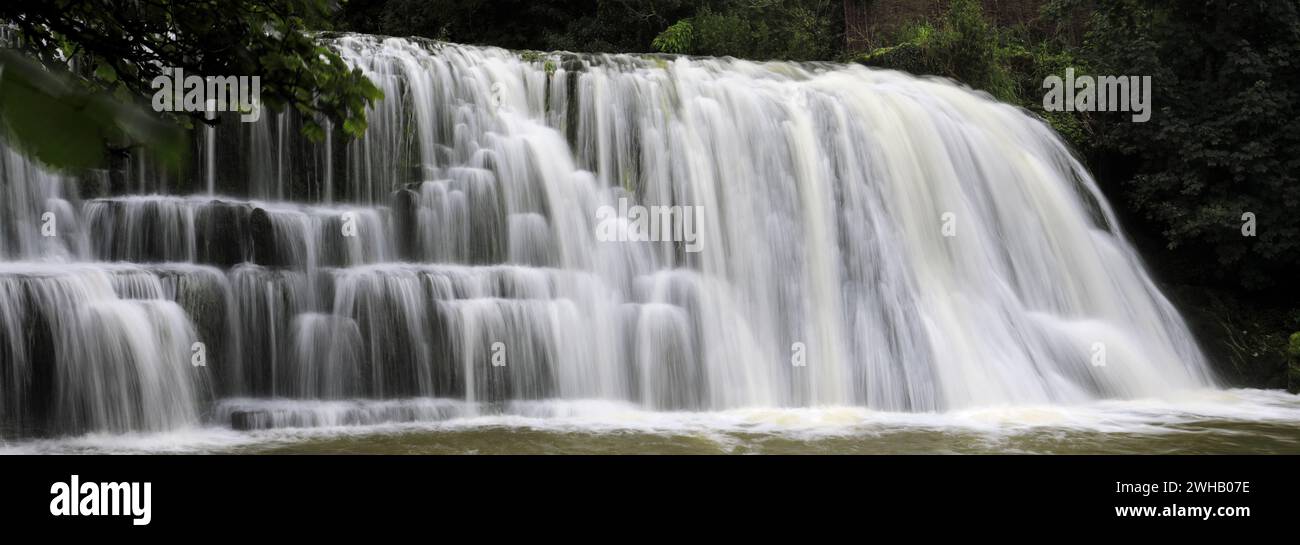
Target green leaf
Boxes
[94,61,117,83]
[0,51,184,170]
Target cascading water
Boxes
[0,34,1218,441]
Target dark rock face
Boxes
[230,410,272,431]
[0,287,57,438]
[392,186,419,260]
[1289,333,1300,394]
[197,200,251,268]
[1167,285,1291,389]
[249,207,280,267]
[166,270,240,394]
[85,198,254,265]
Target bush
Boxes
[1083,0,1300,293]
[652,19,695,54]
[854,1,1095,150]
[651,1,839,61]
[856,0,1015,101]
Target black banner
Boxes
[0,455,1287,535]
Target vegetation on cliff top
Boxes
[0,0,383,170]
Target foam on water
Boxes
[3,389,1297,454]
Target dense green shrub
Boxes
[337,0,696,54]
[650,1,840,61]
[857,1,1013,99]
[1080,0,1300,294]
[652,19,695,54]
[854,0,1090,148]
[1,0,383,170]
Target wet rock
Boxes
[249,207,280,267]
[392,187,419,260]
[230,410,272,431]
[196,200,248,267]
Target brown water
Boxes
[7,389,1299,454]
[238,419,1300,454]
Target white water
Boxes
[0,35,1262,449]
[5,389,1300,454]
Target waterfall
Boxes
[0,35,1214,438]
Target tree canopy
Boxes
[0,0,382,169]
[1080,0,1300,292]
